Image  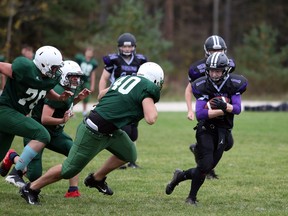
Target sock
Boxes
[68,186,78,192]
[9,152,19,163]
[15,145,37,171]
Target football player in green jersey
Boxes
[1,60,91,197]
[0,46,73,188]
[19,62,164,205]
[75,47,98,116]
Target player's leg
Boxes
[46,132,81,198]
[85,130,136,195]
[0,108,50,187]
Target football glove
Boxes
[211,98,227,112]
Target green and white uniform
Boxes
[23,84,78,181]
[75,53,98,103]
[0,57,60,160]
[61,75,160,179]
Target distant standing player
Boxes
[75,47,98,116]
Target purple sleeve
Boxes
[231,94,242,114]
[195,99,209,120]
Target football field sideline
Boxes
[72,100,284,112]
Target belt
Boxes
[86,118,99,132]
[84,118,112,137]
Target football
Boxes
[205,96,230,110]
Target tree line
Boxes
[1,0,288,98]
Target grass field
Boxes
[0,111,287,216]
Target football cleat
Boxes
[165,169,183,195]
[5,167,25,188]
[84,173,113,195]
[0,149,16,177]
[127,162,140,169]
[206,169,219,179]
[64,190,81,198]
[20,183,41,205]
[185,197,199,206]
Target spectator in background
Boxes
[75,47,98,117]
[21,44,34,60]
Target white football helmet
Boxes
[137,62,164,90]
[33,45,64,78]
[60,60,83,89]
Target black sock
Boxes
[68,186,78,192]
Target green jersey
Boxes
[31,84,78,136]
[0,57,60,115]
[96,75,160,128]
[75,54,98,83]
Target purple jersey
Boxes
[103,53,147,84]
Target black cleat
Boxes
[19,183,41,205]
[185,197,199,206]
[84,173,113,195]
[206,169,219,179]
[165,169,183,195]
[5,168,25,188]
[127,162,140,169]
[118,165,127,170]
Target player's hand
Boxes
[77,88,91,100]
[211,98,227,112]
[187,111,195,121]
[59,90,74,101]
[62,110,73,123]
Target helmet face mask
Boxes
[33,46,64,79]
[60,60,83,89]
[205,52,229,85]
[117,33,136,57]
[137,62,164,90]
[204,35,227,57]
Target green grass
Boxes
[0,111,287,216]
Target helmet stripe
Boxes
[210,52,221,68]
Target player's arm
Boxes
[41,104,71,125]
[46,89,74,101]
[227,94,241,114]
[90,70,96,92]
[1,75,6,89]
[195,99,225,120]
[142,97,158,125]
[0,62,13,79]
[97,87,109,100]
[98,69,111,92]
[73,88,91,105]
[185,83,195,121]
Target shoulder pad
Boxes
[191,77,207,99]
[135,54,147,61]
[229,74,248,94]
[228,58,236,73]
[103,53,118,65]
[188,58,206,82]
[108,53,118,60]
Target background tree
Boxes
[1,0,288,98]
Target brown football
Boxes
[205,96,230,110]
